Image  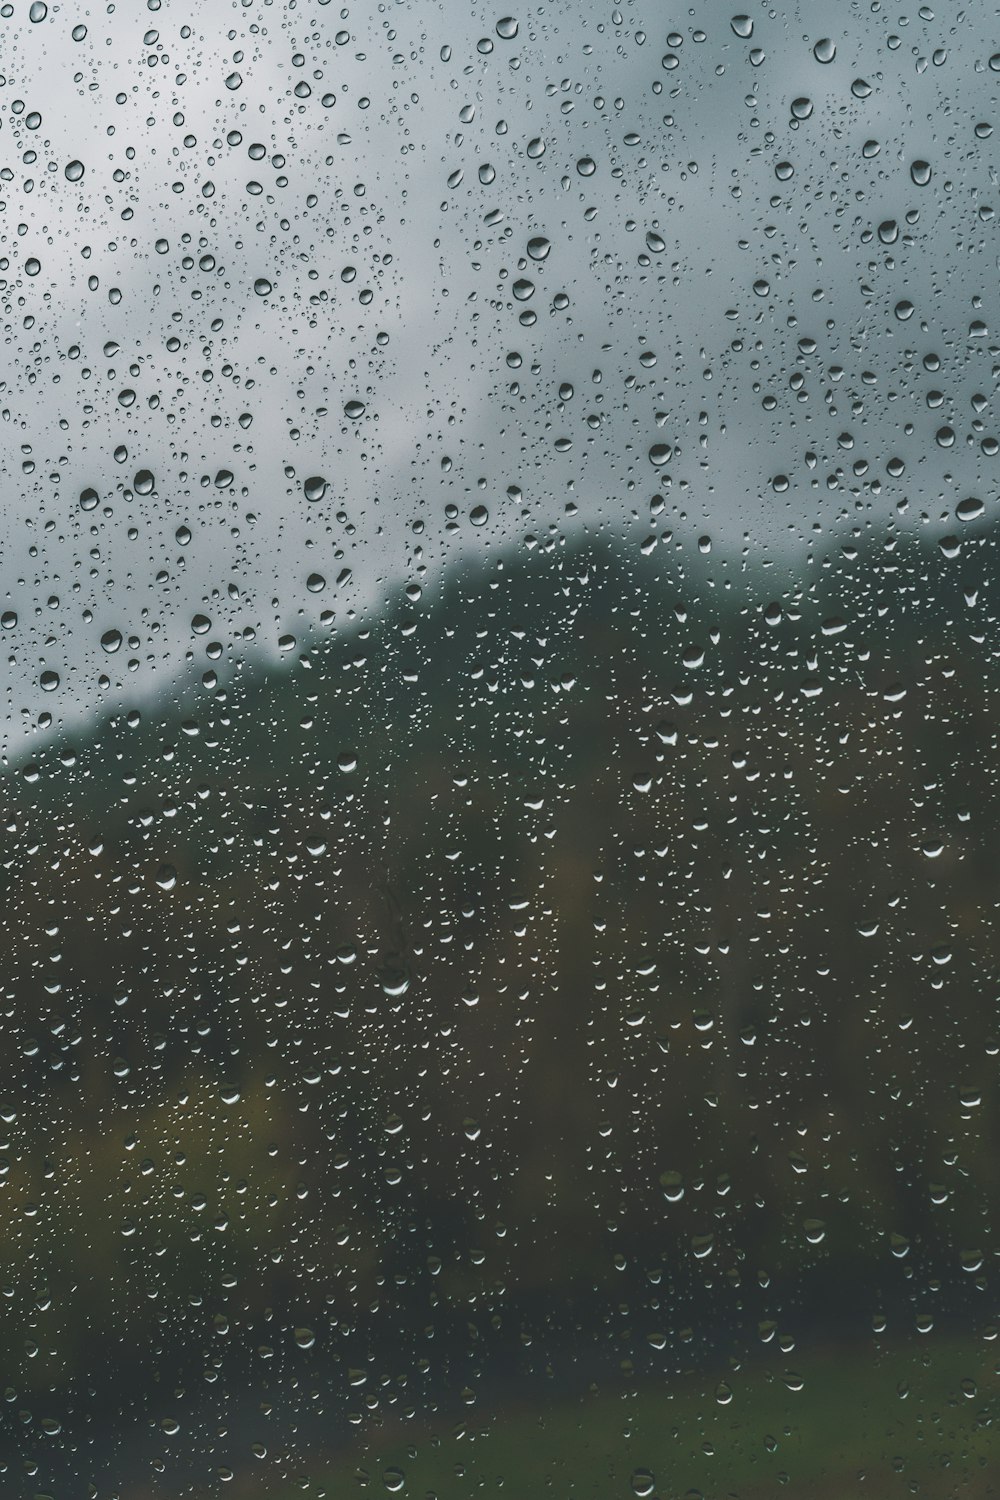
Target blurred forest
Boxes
[0,521,998,1494]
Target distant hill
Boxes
[0,522,997,1460]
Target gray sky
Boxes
[1,0,997,753]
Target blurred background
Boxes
[0,0,998,1495]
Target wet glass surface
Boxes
[1,2,999,1495]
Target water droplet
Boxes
[64,159,85,182]
[496,16,518,39]
[134,469,155,495]
[527,235,551,260]
[731,15,753,37]
[660,1170,684,1202]
[576,156,597,176]
[648,443,672,466]
[100,629,123,654]
[910,159,932,185]
[381,967,410,997]
[813,37,836,62]
[470,504,489,526]
[630,1470,656,1498]
[254,277,272,296]
[225,72,243,90]
[40,670,59,692]
[304,475,328,502]
[156,864,177,891]
[29,0,47,19]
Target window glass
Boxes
[2,2,997,1495]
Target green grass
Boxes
[264,1333,998,1499]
